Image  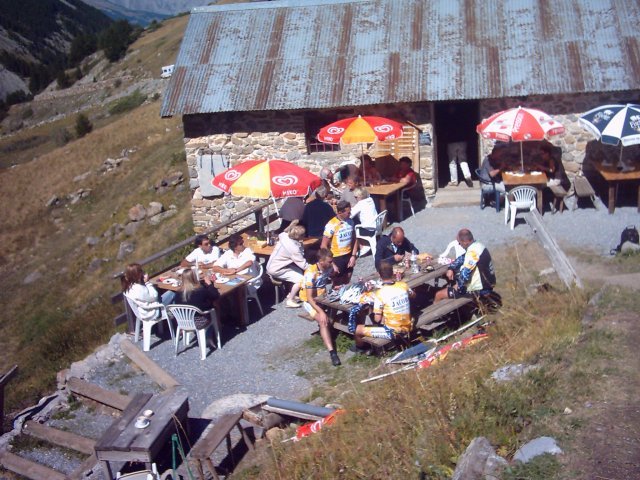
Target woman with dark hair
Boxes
[121,263,174,320]
[175,268,220,312]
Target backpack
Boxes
[611,225,640,254]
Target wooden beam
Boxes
[0,450,66,480]
[69,453,97,480]
[525,210,583,289]
[23,420,95,455]
[67,377,130,411]
[0,365,18,434]
[119,338,181,390]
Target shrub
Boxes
[108,90,147,115]
[75,113,93,138]
[52,127,72,146]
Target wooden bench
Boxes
[189,412,254,480]
[414,298,474,332]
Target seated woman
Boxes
[359,155,382,185]
[121,263,174,318]
[213,234,263,294]
[175,268,220,322]
[351,187,378,255]
[393,156,417,188]
[266,224,309,308]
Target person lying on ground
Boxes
[213,234,263,294]
[321,200,359,287]
[374,226,419,270]
[353,260,415,353]
[434,228,496,303]
[266,224,309,308]
[180,234,220,267]
[299,248,341,366]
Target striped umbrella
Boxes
[579,104,640,166]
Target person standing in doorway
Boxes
[447,141,473,187]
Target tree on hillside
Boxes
[75,113,93,138]
[98,20,140,62]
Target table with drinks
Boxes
[218,231,321,258]
[150,265,251,325]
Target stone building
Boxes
[160,0,640,232]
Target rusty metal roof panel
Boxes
[161,0,640,117]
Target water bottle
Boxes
[411,252,419,273]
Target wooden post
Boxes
[0,365,18,434]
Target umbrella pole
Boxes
[361,143,366,186]
[520,142,524,173]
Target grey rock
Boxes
[86,236,100,246]
[189,178,200,190]
[513,436,563,463]
[491,364,538,383]
[148,209,177,225]
[166,171,184,186]
[128,204,147,222]
[73,171,92,183]
[201,393,270,420]
[117,241,135,260]
[46,195,60,207]
[86,258,103,272]
[124,221,142,237]
[23,270,42,285]
[452,437,508,480]
[146,201,164,217]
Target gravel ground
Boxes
[138,204,638,417]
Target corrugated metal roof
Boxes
[161,0,640,117]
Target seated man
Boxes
[338,175,359,207]
[434,229,496,303]
[359,155,382,185]
[374,226,419,270]
[477,147,506,193]
[266,224,308,308]
[353,261,415,352]
[299,248,341,366]
[321,200,359,286]
[180,234,220,267]
[393,156,417,188]
[301,186,336,237]
[213,234,262,294]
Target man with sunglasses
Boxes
[181,234,220,267]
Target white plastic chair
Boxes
[124,293,175,352]
[117,463,160,480]
[356,210,387,257]
[400,183,418,220]
[246,263,264,316]
[167,305,221,360]
[504,186,537,230]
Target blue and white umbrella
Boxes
[580,104,640,168]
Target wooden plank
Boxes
[415,298,473,329]
[261,405,323,421]
[0,450,66,480]
[191,412,243,459]
[67,377,130,411]
[94,393,153,451]
[524,210,583,289]
[0,365,18,435]
[23,421,95,455]
[68,453,97,480]
[119,338,181,390]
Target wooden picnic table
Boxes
[367,181,406,227]
[94,391,189,480]
[593,160,640,214]
[150,267,251,326]
[502,171,548,214]
[218,231,321,258]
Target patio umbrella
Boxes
[212,159,321,232]
[476,106,565,172]
[579,103,640,167]
[317,115,405,185]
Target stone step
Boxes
[431,182,482,208]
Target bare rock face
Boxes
[148,209,177,225]
[128,204,146,222]
[117,241,135,260]
[452,437,508,480]
[146,201,164,218]
[124,221,142,237]
[23,270,42,285]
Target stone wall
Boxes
[479,90,640,175]
[182,103,433,233]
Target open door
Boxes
[434,101,480,188]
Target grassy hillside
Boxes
[0,15,192,415]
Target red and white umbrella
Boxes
[317,115,404,184]
[477,106,565,171]
[212,159,321,199]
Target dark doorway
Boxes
[434,101,480,188]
